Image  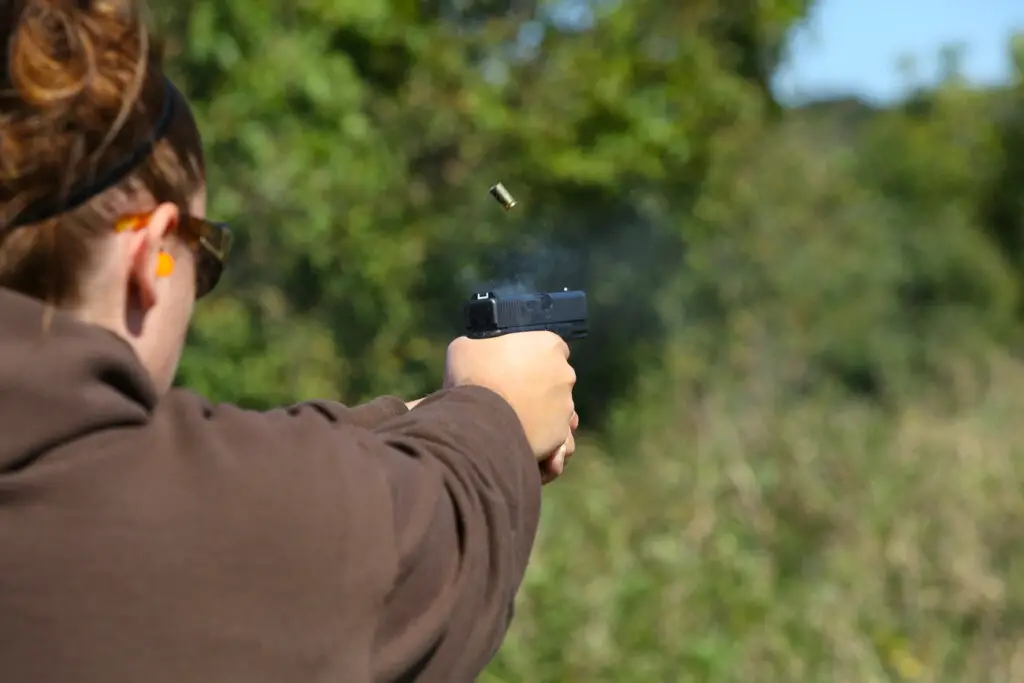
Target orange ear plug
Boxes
[156,252,175,277]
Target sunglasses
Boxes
[115,212,232,298]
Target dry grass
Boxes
[484,353,1024,682]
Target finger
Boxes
[552,449,566,473]
[560,449,573,472]
[554,335,570,359]
[570,410,579,430]
[540,444,567,484]
[554,442,568,463]
[562,432,575,457]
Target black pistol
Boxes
[464,289,588,341]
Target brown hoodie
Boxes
[0,287,542,683]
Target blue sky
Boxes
[773,0,1024,103]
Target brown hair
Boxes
[0,0,204,306]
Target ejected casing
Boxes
[489,182,516,210]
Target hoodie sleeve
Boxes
[152,384,541,683]
[367,387,542,682]
[300,395,410,429]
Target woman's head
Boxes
[0,0,230,392]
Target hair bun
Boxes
[1,0,157,209]
[9,0,95,107]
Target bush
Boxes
[488,353,1024,682]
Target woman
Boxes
[0,1,578,681]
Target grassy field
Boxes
[483,353,1024,683]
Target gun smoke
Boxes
[469,208,683,416]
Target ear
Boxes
[127,202,179,311]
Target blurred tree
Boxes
[157,0,812,424]
[981,36,1024,315]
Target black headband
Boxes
[8,77,178,228]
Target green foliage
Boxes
[166,0,811,419]
[493,354,1024,682]
[157,0,1024,677]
